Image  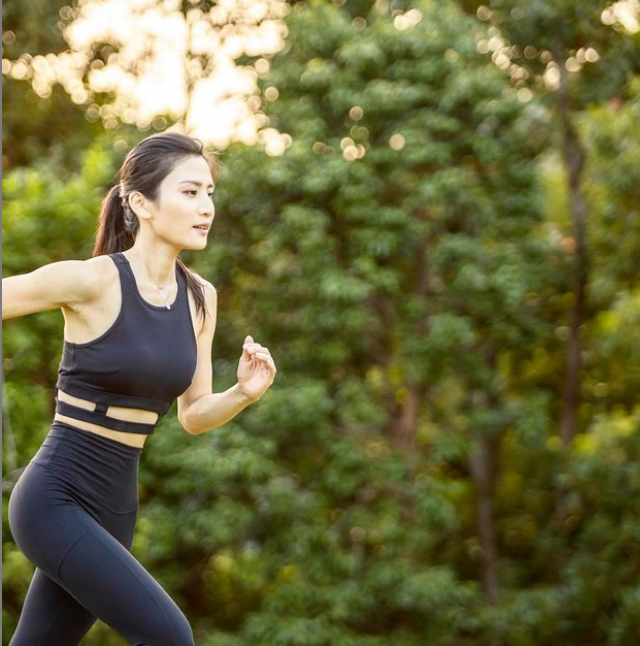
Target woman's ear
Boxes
[128,191,154,221]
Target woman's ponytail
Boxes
[92,184,138,256]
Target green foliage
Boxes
[476,0,640,106]
[580,79,640,306]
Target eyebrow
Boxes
[179,180,215,189]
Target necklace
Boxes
[155,282,174,310]
[135,254,176,310]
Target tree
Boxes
[462,0,640,448]
[1,1,105,170]
[208,0,548,622]
[3,0,289,148]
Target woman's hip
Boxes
[8,460,139,575]
[8,422,141,572]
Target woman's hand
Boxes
[236,335,277,402]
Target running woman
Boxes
[2,131,276,646]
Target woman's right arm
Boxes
[2,259,101,320]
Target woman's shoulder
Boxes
[84,253,120,277]
[70,254,120,301]
[11,254,118,316]
[182,267,217,323]
[183,265,215,294]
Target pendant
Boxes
[166,305,171,310]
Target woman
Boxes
[2,131,276,646]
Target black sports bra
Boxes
[55,252,198,434]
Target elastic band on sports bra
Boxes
[55,398,158,435]
[56,378,170,415]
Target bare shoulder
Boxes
[201,278,217,315]
[202,278,217,301]
[188,269,217,301]
[68,255,119,303]
[2,253,118,319]
[184,268,217,329]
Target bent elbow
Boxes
[179,413,200,436]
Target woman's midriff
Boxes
[53,388,157,448]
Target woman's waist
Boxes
[28,422,141,513]
[54,387,160,440]
[52,413,149,449]
[35,421,144,467]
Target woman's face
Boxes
[135,155,215,251]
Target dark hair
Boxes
[93,132,219,323]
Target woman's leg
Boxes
[9,439,195,646]
[9,568,97,646]
[54,506,195,646]
[10,502,194,646]
[9,466,101,646]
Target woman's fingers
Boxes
[253,352,276,373]
[256,353,276,368]
[243,342,276,375]
[243,342,270,354]
[244,344,272,360]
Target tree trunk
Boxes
[470,430,500,604]
[392,381,419,451]
[392,233,429,450]
[556,59,588,448]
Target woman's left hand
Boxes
[236,334,277,402]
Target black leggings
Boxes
[7,422,195,646]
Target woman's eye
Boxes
[185,190,214,199]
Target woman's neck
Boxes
[125,244,178,287]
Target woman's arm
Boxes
[178,281,276,435]
[2,259,101,320]
[177,281,256,435]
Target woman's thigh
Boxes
[9,460,194,646]
[55,507,195,646]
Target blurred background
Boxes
[2,1,640,644]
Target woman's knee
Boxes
[166,608,195,646]
[143,607,194,646]
[173,613,196,646]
